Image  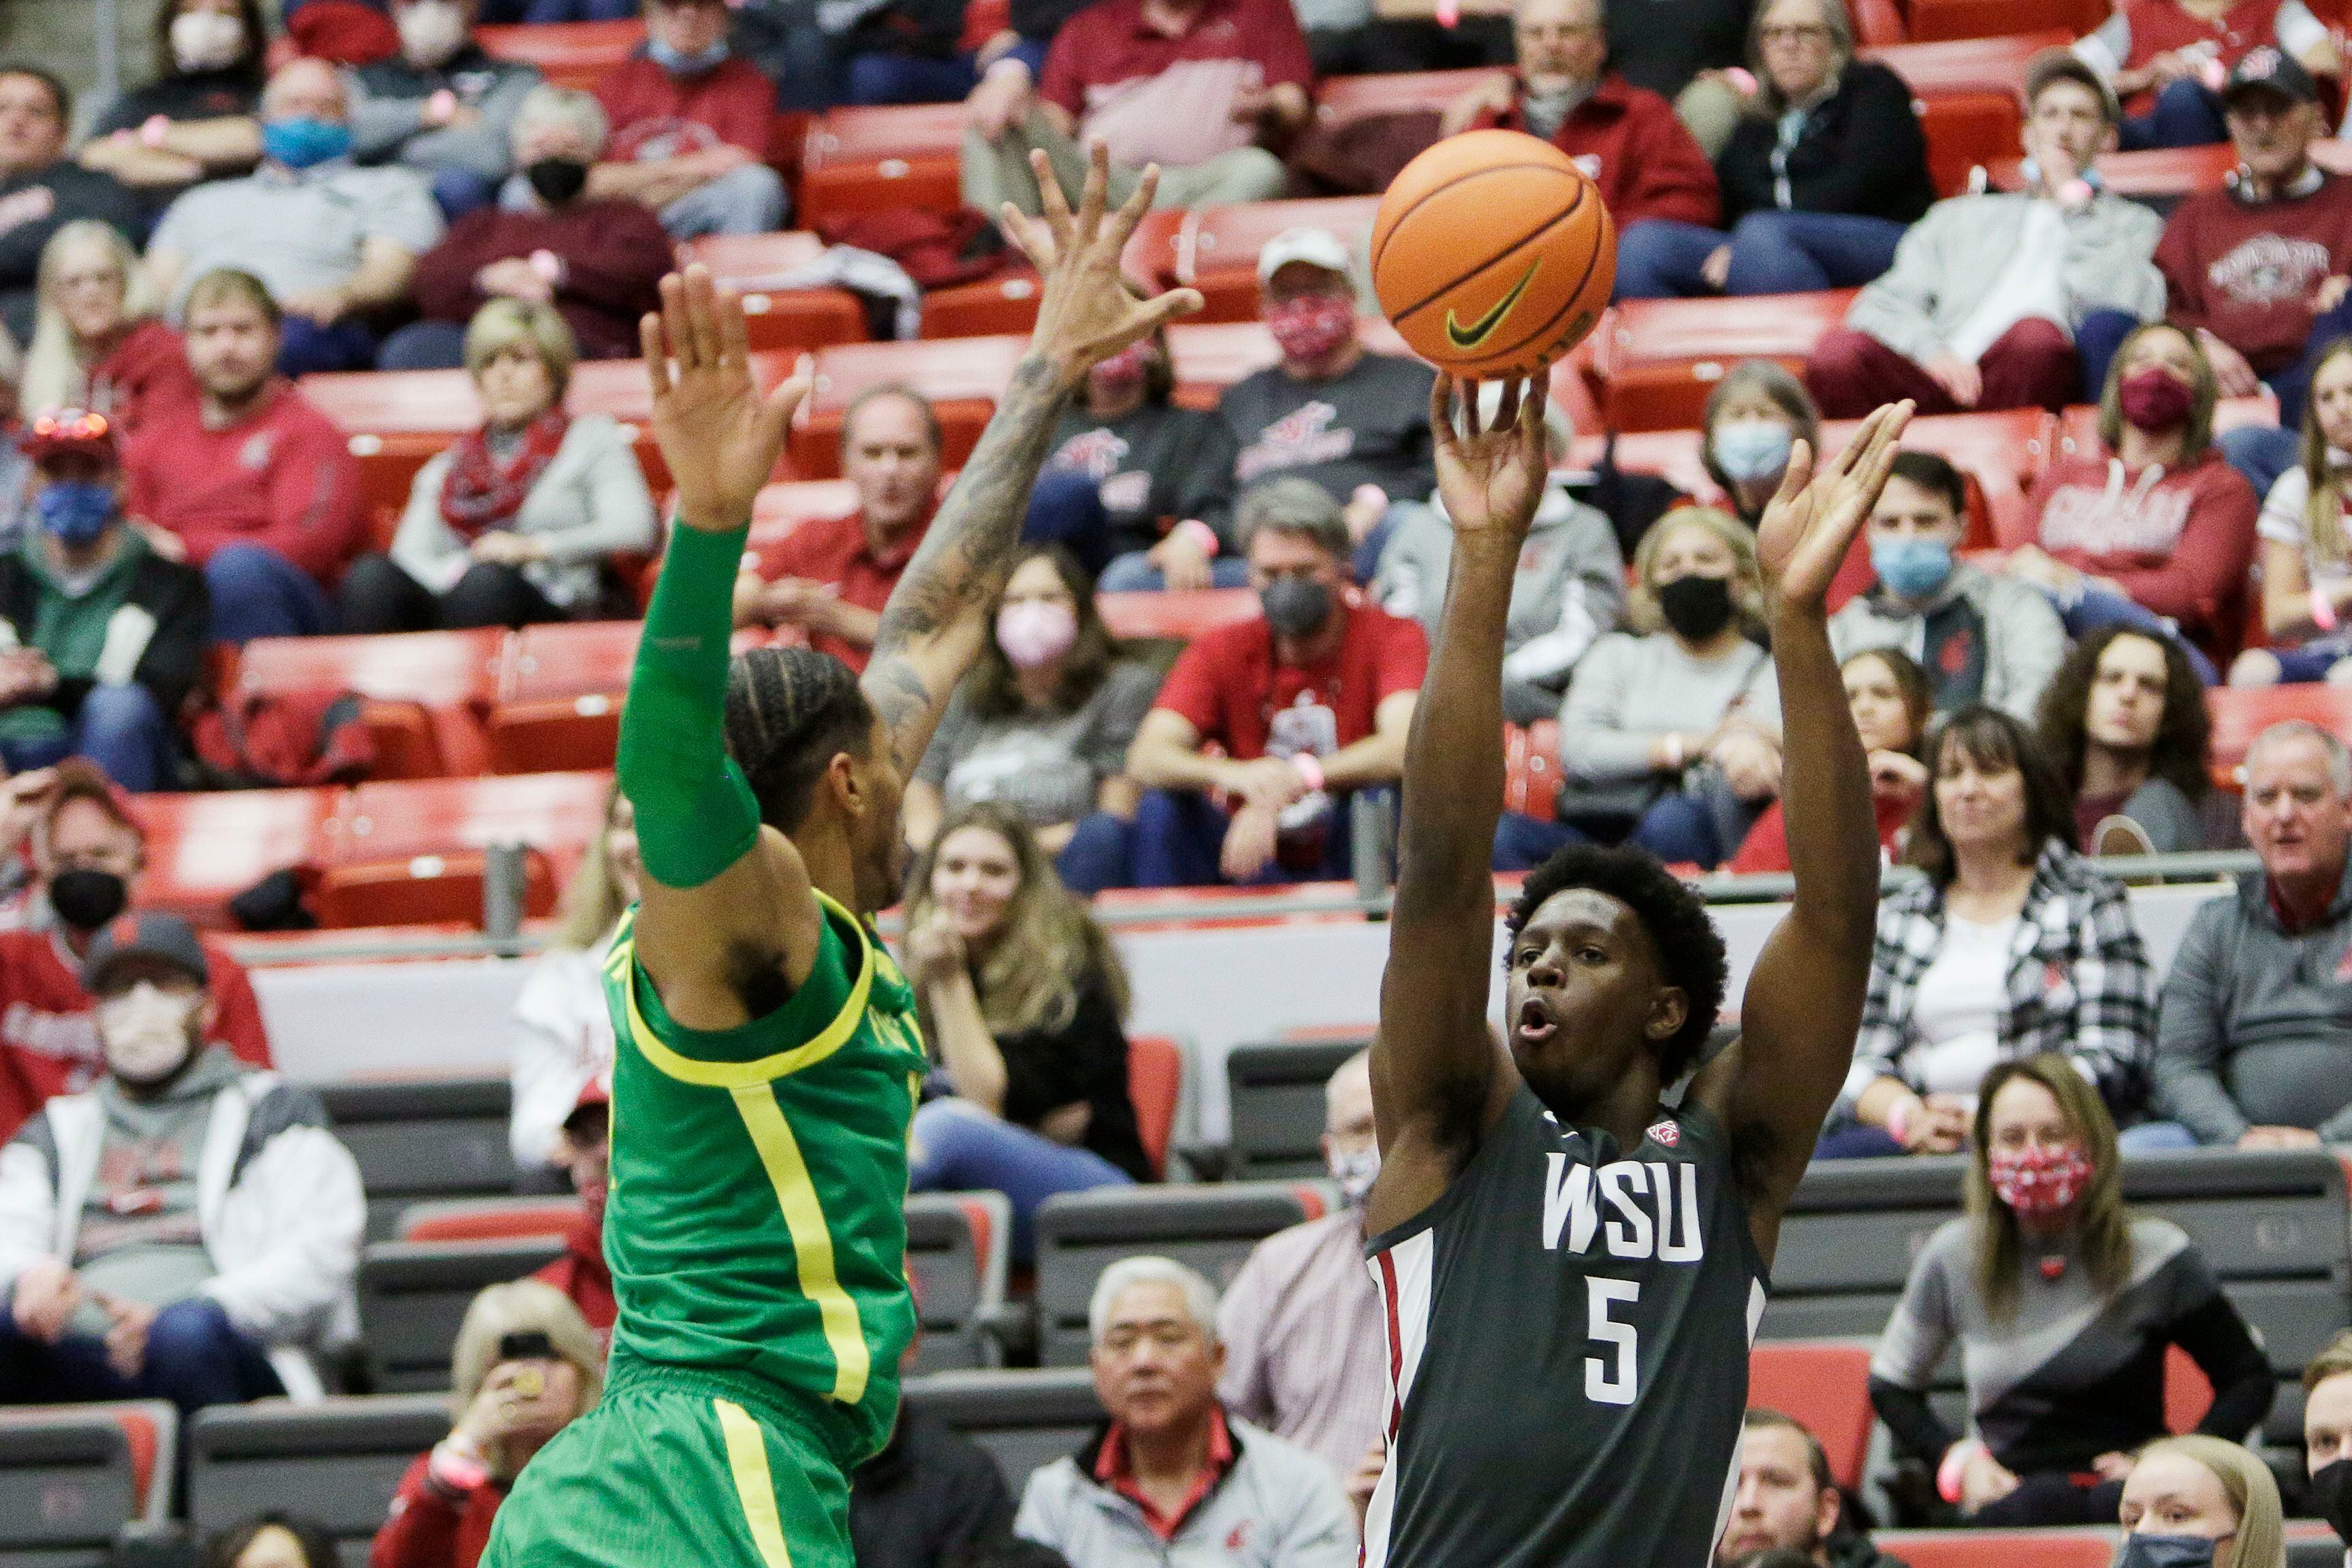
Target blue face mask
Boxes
[647,35,729,74]
[1870,534,1955,601]
[2112,1534,2221,1568]
[1712,418,1794,484]
[35,481,116,547]
[262,115,353,170]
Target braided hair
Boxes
[725,647,878,833]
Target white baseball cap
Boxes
[1257,227,1353,285]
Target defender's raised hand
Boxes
[640,264,813,532]
[999,142,1203,385]
[1754,399,1914,613]
[1430,374,1549,548]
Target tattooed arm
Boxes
[861,144,1202,777]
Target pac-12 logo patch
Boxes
[1646,1119,1680,1148]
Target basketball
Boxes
[1369,129,1616,381]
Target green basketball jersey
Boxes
[599,889,927,1468]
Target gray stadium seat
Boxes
[901,1367,1103,1494]
[188,1396,449,1566]
[357,1236,566,1392]
[318,1078,518,1242]
[906,1191,1011,1373]
[1034,1181,1328,1366]
[1224,1040,1362,1181]
[0,1402,173,1567]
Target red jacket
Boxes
[2024,445,2260,659]
[2158,169,2352,375]
[1480,74,1719,230]
[532,1206,614,1334]
[370,1457,503,1568]
[0,925,274,1142]
[2116,0,2286,116]
[593,55,775,161]
[121,382,367,587]
[411,200,676,361]
[85,319,198,442]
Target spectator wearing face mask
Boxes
[0,409,210,793]
[145,58,446,377]
[590,0,789,240]
[1700,362,1821,531]
[385,87,675,372]
[349,0,544,222]
[2113,1437,2286,1568]
[1215,1049,1386,1486]
[1870,1055,2271,1529]
[0,763,273,1144]
[1217,230,1437,582]
[2304,1333,2352,1563]
[0,913,364,1413]
[79,0,269,208]
[1123,478,1428,888]
[905,546,1159,895]
[1829,450,2067,722]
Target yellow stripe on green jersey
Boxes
[601,891,927,1467]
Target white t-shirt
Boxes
[1906,912,2018,1099]
[2257,466,2352,595]
[1945,199,2071,366]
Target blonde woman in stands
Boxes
[338,300,656,635]
[506,784,633,1182]
[18,221,192,439]
[2116,1437,2286,1568]
[370,1280,607,1568]
[2233,337,2352,689]
[902,801,1147,1261]
[1869,1055,2273,1529]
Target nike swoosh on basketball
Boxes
[1444,259,1540,351]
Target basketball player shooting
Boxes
[480,145,1199,1568]
[1358,381,1916,1567]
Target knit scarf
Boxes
[440,409,569,541]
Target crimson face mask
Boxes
[1265,295,1355,364]
[1987,1142,2093,1219]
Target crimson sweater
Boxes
[2023,446,2260,658]
[1479,74,1719,229]
[2158,170,2352,374]
[370,1458,503,1568]
[593,55,776,161]
[411,199,675,360]
[84,319,197,442]
[121,382,367,587]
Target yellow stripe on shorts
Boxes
[732,1083,871,1405]
[714,1398,795,1568]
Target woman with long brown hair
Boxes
[2234,336,2352,688]
[1869,1055,2271,1527]
[2036,624,2212,855]
[902,802,1147,1258]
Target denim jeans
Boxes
[2120,78,2229,150]
[1023,469,1115,579]
[1613,212,1907,300]
[479,0,638,17]
[1058,812,1135,893]
[276,315,378,377]
[204,543,339,643]
[1126,786,1393,889]
[429,166,497,223]
[2041,583,2220,686]
[377,319,471,372]
[846,51,979,105]
[2073,309,2142,406]
[0,684,179,793]
[658,164,789,240]
[2218,423,2300,505]
[0,1296,283,1418]
[908,1097,1132,1260]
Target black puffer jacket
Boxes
[1717,61,1937,227]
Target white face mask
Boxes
[98,981,199,1085]
[397,1,469,69]
[1328,1142,1380,1206]
[170,9,246,74]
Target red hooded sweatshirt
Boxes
[1478,74,1719,230]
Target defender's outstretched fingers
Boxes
[1109,163,1160,249]
[1519,378,1549,459]
[639,312,671,400]
[1770,437,1816,512]
[1429,374,1459,453]
[1123,285,1205,336]
[1462,379,1484,438]
[1073,140,1110,245]
[681,264,724,376]
[1029,148,1078,256]
[716,272,753,374]
[1846,400,1916,507]
[1493,379,1522,438]
[658,273,696,377]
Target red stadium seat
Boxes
[400,1197,586,1243]
[233,630,503,780]
[1098,588,1262,641]
[1125,207,1192,291]
[1747,1341,1875,1491]
[2204,684,2352,788]
[488,621,641,774]
[1854,0,1907,45]
[1898,0,2103,42]
[794,335,1029,474]
[315,770,614,929]
[1312,68,1511,123]
[1588,291,1857,432]
[1876,1530,2118,1568]
[960,0,1011,49]
[129,788,341,928]
[1826,406,2054,549]
[797,104,966,228]
[922,269,1046,339]
[1504,720,1563,822]
[475,20,646,90]
[1180,196,1385,322]
[1866,33,2071,195]
[2164,1342,2214,1434]
[1128,1035,1185,1178]
[678,233,871,355]
[1984,143,2239,198]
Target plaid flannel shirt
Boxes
[1845,842,2156,1117]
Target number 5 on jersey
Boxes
[1586,1279,1638,1406]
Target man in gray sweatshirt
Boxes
[2152,720,2352,1147]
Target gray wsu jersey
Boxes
[1361,1084,1766,1568]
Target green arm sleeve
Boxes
[617,522,762,890]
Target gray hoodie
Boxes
[2155,864,2352,1143]
[1828,558,2067,722]
[1373,485,1625,727]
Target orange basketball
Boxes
[1369,129,1615,381]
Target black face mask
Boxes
[1655,574,1736,643]
[2313,1458,2352,1544]
[1261,575,1333,639]
[524,156,589,206]
[49,868,127,932]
